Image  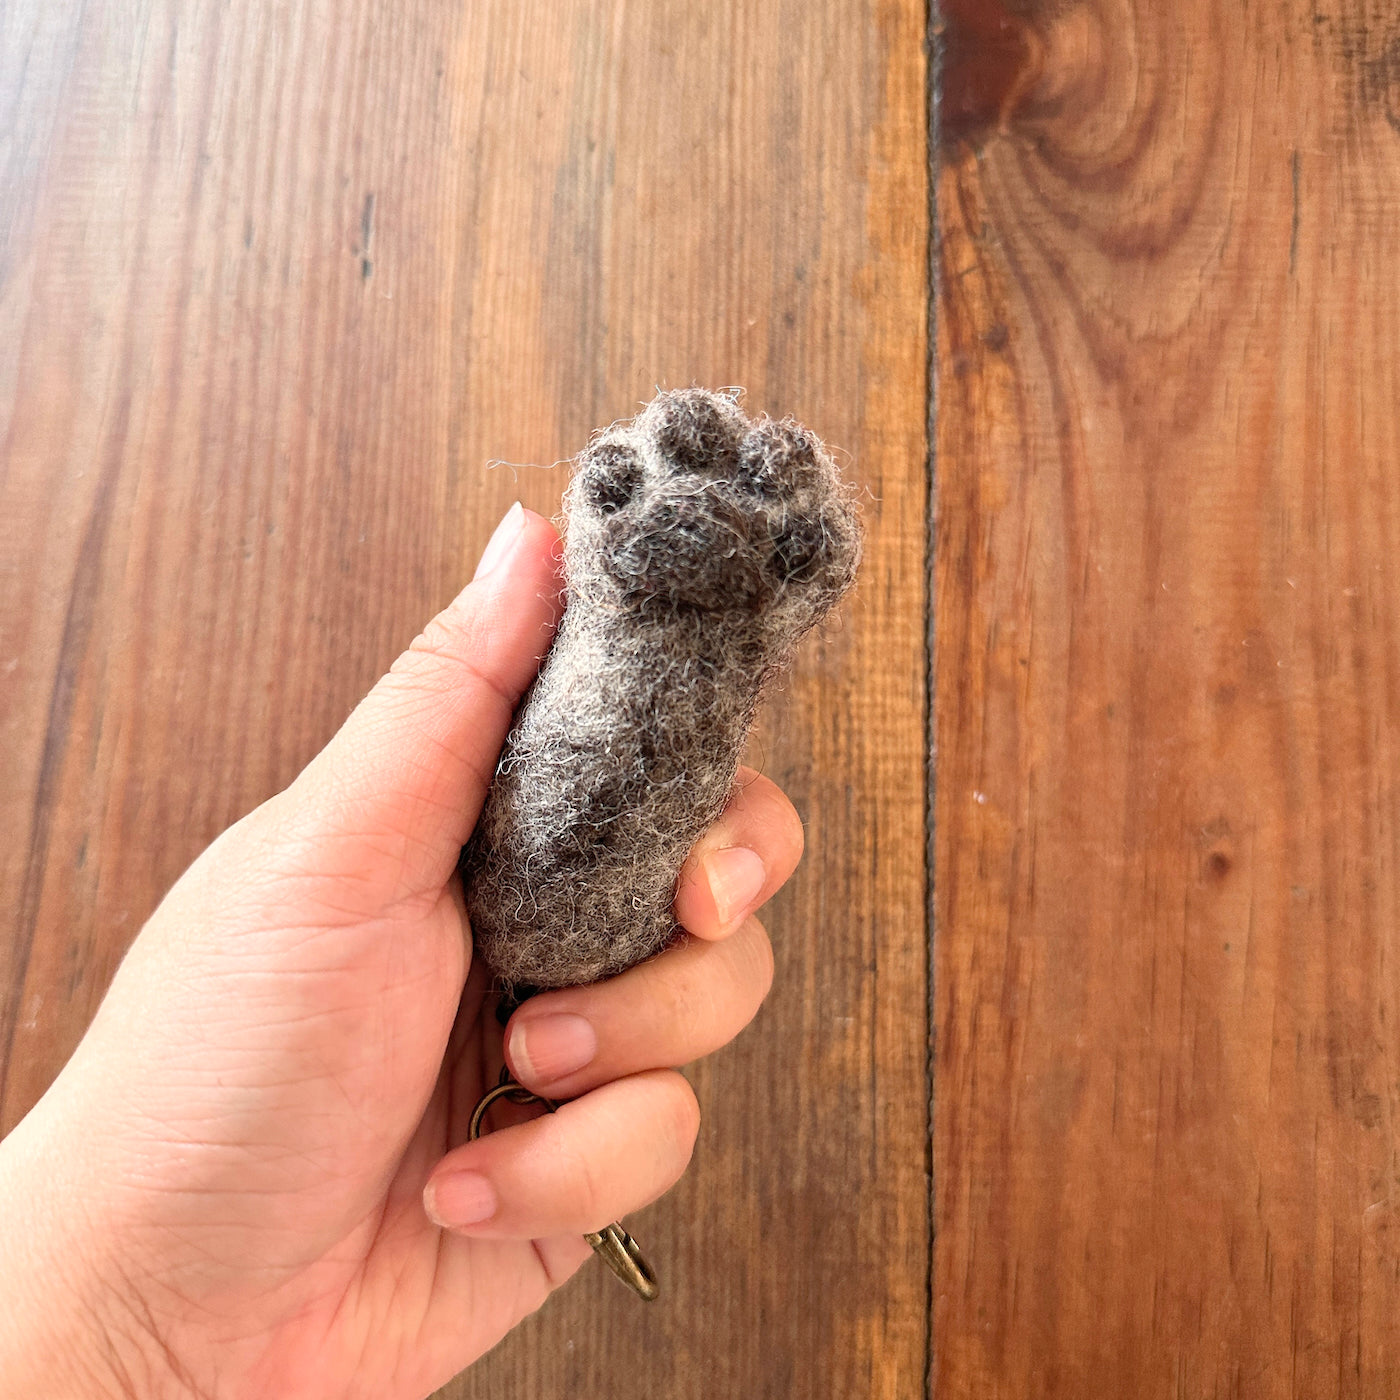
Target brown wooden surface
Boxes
[0,2,928,1397]
[937,1,1400,1395]
[21,0,1400,1394]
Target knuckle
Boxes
[393,619,462,684]
[657,1074,701,1161]
[410,612,457,658]
[551,1130,608,1225]
[695,921,774,1027]
[655,961,710,1047]
[388,616,515,715]
[736,919,776,1003]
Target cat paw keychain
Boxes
[462,388,861,1300]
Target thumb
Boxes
[277,502,563,903]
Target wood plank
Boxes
[936,0,1400,1393]
[0,2,929,1396]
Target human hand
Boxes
[0,505,803,1400]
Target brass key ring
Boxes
[468,1073,660,1302]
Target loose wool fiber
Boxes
[461,388,862,989]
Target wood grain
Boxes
[0,1,929,1396]
[936,0,1400,1394]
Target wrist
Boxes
[0,1107,189,1400]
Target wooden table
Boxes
[3,2,1398,1395]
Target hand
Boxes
[0,505,803,1400]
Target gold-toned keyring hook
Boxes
[468,1072,660,1302]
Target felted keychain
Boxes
[460,387,862,1297]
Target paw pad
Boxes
[580,442,642,514]
[567,388,861,625]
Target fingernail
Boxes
[703,846,767,930]
[472,501,525,581]
[510,1013,597,1083]
[425,1170,497,1228]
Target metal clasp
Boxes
[468,1072,660,1302]
[584,1222,659,1301]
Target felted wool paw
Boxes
[461,388,862,989]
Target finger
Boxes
[673,767,805,940]
[422,1070,699,1238]
[278,504,563,900]
[504,915,774,1098]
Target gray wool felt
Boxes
[460,388,862,990]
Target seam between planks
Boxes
[924,3,942,1398]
